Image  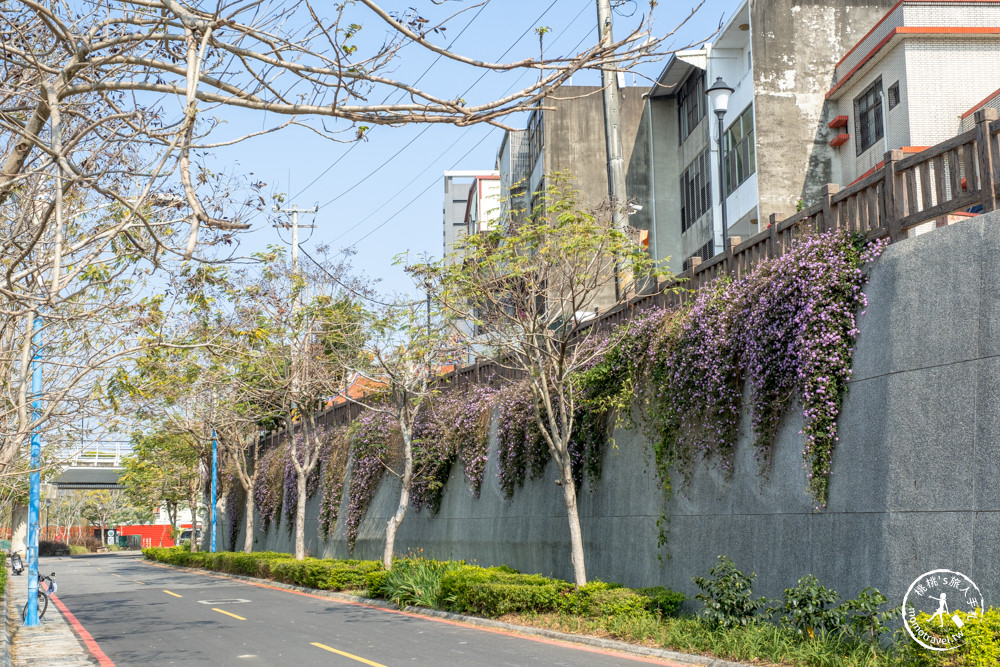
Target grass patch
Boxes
[501,612,901,666]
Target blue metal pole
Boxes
[210,429,217,553]
[24,312,42,626]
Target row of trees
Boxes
[1,0,694,478]
[117,177,666,586]
[0,1,699,587]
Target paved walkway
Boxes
[7,575,94,666]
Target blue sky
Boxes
[208,0,732,298]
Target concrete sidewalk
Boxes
[6,574,94,666]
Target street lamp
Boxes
[44,499,50,541]
[706,76,735,256]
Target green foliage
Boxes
[693,556,764,628]
[838,587,895,643]
[559,581,655,620]
[373,556,466,609]
[899,607,1000,666]
[141,548,380,591]
[635,586,686,617]
[779,574,845,639]
[440,565,573,617]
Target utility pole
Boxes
[596,0,628,233]
[272,204,319,275]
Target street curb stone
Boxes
[143,558,753,667]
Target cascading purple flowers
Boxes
[318,427,350,536]
[252,445,287,530]
[225,478,243,550]
[344,410,396,549]
[630,231,885,506]
[495,382,549,499]
[410,383,497,513]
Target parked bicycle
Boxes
[21,572,56,621]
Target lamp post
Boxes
[44,499,50,541]
[706,76,735,257]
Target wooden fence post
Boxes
[767,213,779,256]
[975,108,999,213]
[883,149,905,241]
[821,184,840,233]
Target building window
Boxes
[680,149,711,233]
[691,240,714,263]
[854,79,884,155]
[526,108,543,168]
[677,72,705,143]
[887,81,900,110]
[723,105,755,196]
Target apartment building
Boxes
[826,0,1000,184]
[441,170,500,261]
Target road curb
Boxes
[1,574,11,667]
[141,558,752,667]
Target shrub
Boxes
[39,540,69,556]
[69,535,102,552]
[635,586,685,617]
[560,583,651,620]
[693,556,764,628]
[440,565,572,617]
[142,548,380,592]
[837,586,895,643]
[778,574,844,639]
[375,557,465,609]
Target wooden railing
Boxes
[270,109,1000,435]
[675,108,999,299]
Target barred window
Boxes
[677,72,705,143]
[527,108,543,168]
[723,105,755,196]
[854,79,884,155]
[680,149,711,233]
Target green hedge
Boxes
[142,548,380,592]
[440,565,572,617]
[142,548,685,621]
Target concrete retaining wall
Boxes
[239,213,1000,606]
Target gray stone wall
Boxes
[240,214,1000,607]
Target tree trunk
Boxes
[243,491,255,553]
[190,495,199,552]
[559,453,587,586]
[383,427,414,570]
[100,522,106,548]
[294,472,308,560]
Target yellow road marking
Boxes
[131,580,146,585]
[111,573,122,578]
[212,608,246,621]
[163,590,182,598]
[310,643,386,666]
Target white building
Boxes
[442,170,500,262]
[826,0,1000,184]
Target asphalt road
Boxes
[44,553,676,666]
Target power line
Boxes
[348,127,498,247]
[290,1,493,202]
[334,4,593,248]
[310,0,565,210]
